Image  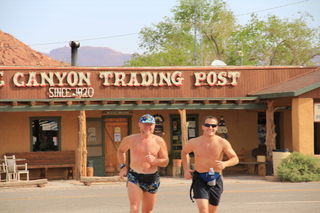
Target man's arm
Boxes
[117,136,130,179]
[220,140,239,169]
[181,140,194,179]
[146,138,169,167]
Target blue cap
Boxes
[139,114,155,124]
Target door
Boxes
[87,118,105,176]
[104,116,130,176]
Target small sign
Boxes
[315,103,320,122]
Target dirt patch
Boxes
[0,30,68,66]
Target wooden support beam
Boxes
[203,100,209,105]
[178,109,189,148]
[153,100,159,104]
[188,99,193,104]
[84,100,90,105]
[49,101,55,106]
[119,100,125,105]
[236,99,243,104]
[220,99,226,104]
[80,176,125,186]
[266,100,277,176]
[255,99,261,104]
[0,179,48,188]
[136,100,142,105]
[78,111,87,179]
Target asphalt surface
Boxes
[1,174,320,213]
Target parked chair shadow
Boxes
[4,155,29,181]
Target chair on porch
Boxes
[0,163,6,182]
[4,155,29,181]
[4,155,17,181]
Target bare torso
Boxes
[190,135,225,173]
[127,133,161,174]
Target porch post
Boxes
[265,100,277,175]
[178,109,189,148]
[78,110,87,179]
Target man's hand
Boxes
[214,160,226,171]
[145,152,156,165]
[184,169,194,179]
[119,167,127,180]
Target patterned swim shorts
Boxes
[127,169,160,194]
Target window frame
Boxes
[29,116,62,152]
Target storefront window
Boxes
[170,114,198,158]
[31,117,60,151]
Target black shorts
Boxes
[192,174,223,206]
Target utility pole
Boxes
[193,0,197,66]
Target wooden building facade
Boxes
[0,66,319,179]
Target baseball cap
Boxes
[139,114,155,124]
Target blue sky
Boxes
[1,0,319,54]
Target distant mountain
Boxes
[45,46,132,66]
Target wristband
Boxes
[120,163,126,169]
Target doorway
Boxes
[104,116,131,176]
[86,118,105,176]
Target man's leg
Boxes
[127,182,143,213]
[141,191,157,213]
[195,198,209,213]
[209,204,218,213]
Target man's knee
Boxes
[130,205,139,213]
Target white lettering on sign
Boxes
[48,87,94,98]
[0,71,5,87]
[4,70,240,99]
[13,72,26,87]
[194,71,240,86]
[13,71,92,87]
[99,71,184,87]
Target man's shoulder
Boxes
[123,133,139,141]
[188,136,203,143]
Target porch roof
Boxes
[0,97,266,112]
[249,68,320,99]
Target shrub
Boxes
[277,152,320,182]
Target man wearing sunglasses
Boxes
[181,116,239,213]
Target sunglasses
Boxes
[203,123,218,128]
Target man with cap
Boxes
[117,114,169,213]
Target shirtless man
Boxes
[181,116,239,213]
[117,114,169,213]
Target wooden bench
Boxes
[223,150,267,174]
[5,151,76,180]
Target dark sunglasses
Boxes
[203,123,218,128]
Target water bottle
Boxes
[208,168,216,186]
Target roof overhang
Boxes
[0,97,266,112]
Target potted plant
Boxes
[172,151,182,167]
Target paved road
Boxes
[1,175,320,213]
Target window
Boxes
[31,117,60,151]
[170,114,198,158]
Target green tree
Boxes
[229,13,320,66]
[125,0,238,66]
[125,0,320,66]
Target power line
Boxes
[28,33,139,47]
[13,0,310,49]
[235,0,309,17]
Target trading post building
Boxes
[0,66,319,179]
